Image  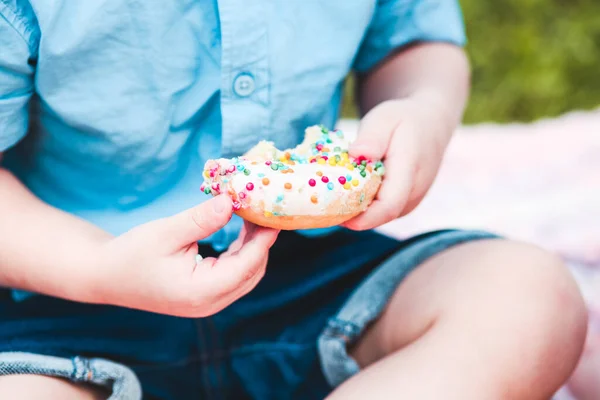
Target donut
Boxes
[200,125,385,230]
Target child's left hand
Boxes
[343,96,455,230]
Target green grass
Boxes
[342,0,600,123]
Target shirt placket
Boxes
[215,0,271,251]
[218,0,270,157]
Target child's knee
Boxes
[0,374,108,400]
[477,240,586,344]
[472,240,588,393]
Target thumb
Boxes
[161,195,233,247]
[348,102,397,160]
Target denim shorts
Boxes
[0,228,497,399]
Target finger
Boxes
[222,221,259,256]
[202,253,268,316]
[348,102,398,161]
[160,195,233,247]
[222,224,247,257]
[343,133,414,231]
[196,226,279,294]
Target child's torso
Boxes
[5,0,376,245]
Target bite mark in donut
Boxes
[200,125,385,230]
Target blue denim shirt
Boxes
[1,0,465,299]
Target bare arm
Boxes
[0,153,279,317]
[344,42,471,230]
[0,156,112,301]
[358,42,470,134]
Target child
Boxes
[0,1,587,399]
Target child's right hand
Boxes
[92,195,279,317]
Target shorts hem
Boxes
[0,351,142,400]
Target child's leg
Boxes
[0,375,107,400]
[328,240,587,400]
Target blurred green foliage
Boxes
[341,0,600,123]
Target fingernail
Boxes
[213,195,229,214]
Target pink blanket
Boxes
[338,109,600,399]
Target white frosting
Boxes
[202,125,384,217]
[232,162,367,216]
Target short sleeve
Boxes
[354,0,467,73]
[0,2,38,151]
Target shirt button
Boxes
[233,73,255,97]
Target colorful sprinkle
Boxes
[308,179,316,187]
[264,211,273,217]
[258,173,265,177]
[352,179,359,187]
[204,187,211,194]
[244,169,251,176]
[311,194,318,204]
[265,161,272,166]
[327,182,334,190]
[238,192,246,199]
[338,176,346,185]
[317,158,326,165]
[232,201,242,211]
[321,176,329,183]
[284,182,292,190]
[270,163,279,171]
[246,182,254,191]
[343,182,351,190]
[228,165,236,173]
[360,170,367,178]
[316,171,323,177]
[346,174,352,182]
[276,195,284,203]
[262,177,270,186]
